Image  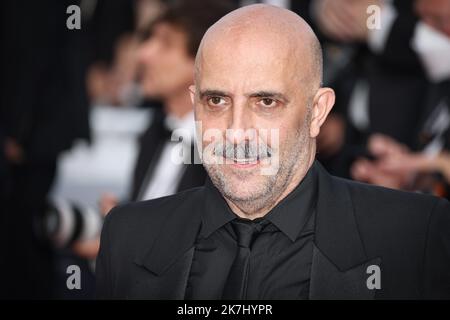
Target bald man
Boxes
[96,5,450,299]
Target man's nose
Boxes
[227,101,255,145]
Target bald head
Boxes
[195,4,323,92]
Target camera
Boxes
[35,198,103,248]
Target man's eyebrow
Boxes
[198,89,289,103]
[199,89,232,99]
[247,91,289,103]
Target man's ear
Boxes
[309,87,335,138]
[188,85,196,105]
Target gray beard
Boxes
[203,121,311,216]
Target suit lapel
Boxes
[133,195,203,299]
[310,163,382,299]
[309,244,381,300]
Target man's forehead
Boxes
[196,43,303,94]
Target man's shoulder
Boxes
[336,174,429,198]
[97,187,207,282]
[103,186,206,239]
[335,174,444,206]
[332,175,449,224]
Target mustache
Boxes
[212,140,273,160]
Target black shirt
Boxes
[185,161,319,299]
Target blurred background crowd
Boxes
[0,0,449,299]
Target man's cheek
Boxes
[260,128,281,176]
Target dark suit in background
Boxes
[413,80,450,199]
[0,0,92,298]
[130,108,206,201]
[308,0,429,177]
[0,0,136,298]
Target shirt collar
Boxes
[200,161,319,241]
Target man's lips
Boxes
[222,156,262,168]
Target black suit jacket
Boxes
[96,162,450,299]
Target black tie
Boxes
[222,219,263,300]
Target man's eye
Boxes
[207,96,226,107]
[258,98,277,108]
